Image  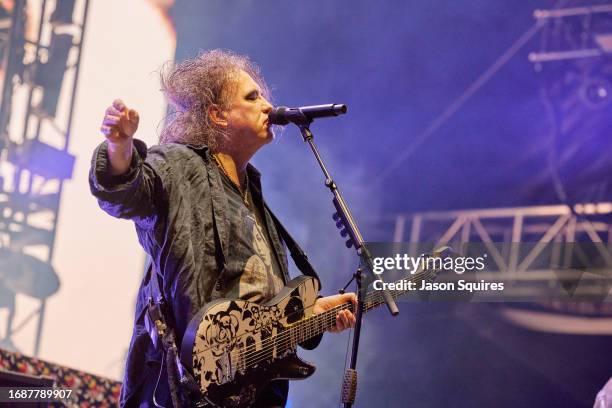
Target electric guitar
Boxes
[180,268,437,407]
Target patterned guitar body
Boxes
[180,275,321,408]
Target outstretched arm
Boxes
[90,99,166,225]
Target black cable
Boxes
[153,353,167,408]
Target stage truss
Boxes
[0,0,89,356]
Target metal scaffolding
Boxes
[394,203,612,269]
[0,0,89,356]
[389,203,612,309]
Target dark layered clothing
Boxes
[89,140,318,407]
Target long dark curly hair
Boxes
[159,49,270,151]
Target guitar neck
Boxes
[288,268,435,345]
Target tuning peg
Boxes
[336,220,344,229]
[340,228,348,238]
[345,239,354,248]
[332,212,340,221]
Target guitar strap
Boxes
[143,201,321,405]
[144,260,200,407]
[263,201,322,289]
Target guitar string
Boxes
[236,301,354,368]
[222,300,350,360]
[197,267,433,362]
[227,287,374,362]
[242,270,434,360]
[206,270,435,370]
[231,270,436,370]
[232,302,355,371]
[218,270,433,371]
[235,275,430,371]
[238,271,435,370]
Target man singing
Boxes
[89,50,356,407]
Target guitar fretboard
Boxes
[278,269,436,356]
[234,269,437,371]
[288,271,435,345]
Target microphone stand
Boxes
[291,116,399,408]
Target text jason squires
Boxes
[372,278,504,292]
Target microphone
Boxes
[268,104,347,126]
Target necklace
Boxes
[213,154,249,205]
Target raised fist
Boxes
[100,99,139,146]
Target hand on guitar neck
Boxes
[313,293,357,333]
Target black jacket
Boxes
[89,140,319,406]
